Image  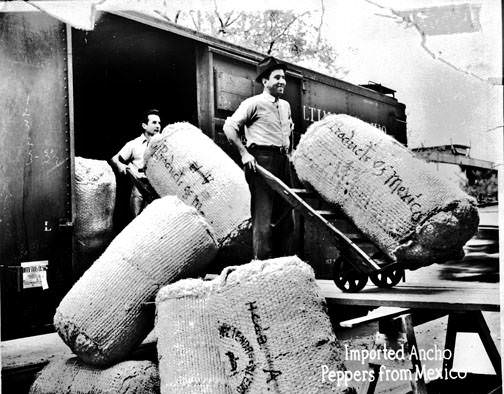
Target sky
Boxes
[319,0,502,164]
[9,0,503,163]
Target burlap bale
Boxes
[155,278,229,394]
[144,122,251,247]
[156,256,347,393]
[74,157,116,273]
[54,196,218,366]
[29,358,159,394]
[292,114,479,267]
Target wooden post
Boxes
[443,311,501,377]
[400,314,428,394]
[357,314,428,394]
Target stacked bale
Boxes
[54,196,218,366]
[144,122,251,250]
[292,114,479,268]
[156,256,346,393]
[155,278,228,393]
[74,157,116,275]
[29,358,159,394]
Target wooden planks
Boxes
[318,280,500,312]
[339,306,410,328]
[1,333,73,372]
[214,70,255,112]
[1,331,157,373]
[205,273,499,312]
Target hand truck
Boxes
[256,165,405,292]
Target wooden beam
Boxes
[318,280,500,312]
[339,307,410,328]
[414,151,496,170]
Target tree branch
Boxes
[174,10,181,24]
[227,12,242,27]
[213,0,225,33]
[317,0,325,45]
[272,11,309,42]
[189,10,202,31]
[212,0,241,34]
[267,41,274,55]
[266,11,310,54]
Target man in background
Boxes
[111,108,161,218]
[223,56,294,259]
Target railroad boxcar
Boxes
[0,8,407,340]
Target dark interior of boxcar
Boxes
[71,13,198,231]
[72,13,197,160]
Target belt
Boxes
[248,144,289,154]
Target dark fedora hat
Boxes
[255,56,288,82]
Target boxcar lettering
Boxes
[303,105,335,123]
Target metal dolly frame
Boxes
[256,164,405,292]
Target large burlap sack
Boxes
[54,196,218,366]
[292,114,479,268]
[74,157,116,274]
[155,278,229,394]
[144,122,251,247]
[156,256,348,393]
[29,358,159,394]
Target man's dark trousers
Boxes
[246,145,294,260]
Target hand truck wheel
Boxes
[333,258,368,292]
[369,266,404,288]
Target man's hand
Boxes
[118,163,128,175]
[241,151,257,172]
[128,164,146,179]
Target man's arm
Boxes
[111,153,128,175]
[223,123,256,172]
[111,142,131,175]
[223,100,257,171]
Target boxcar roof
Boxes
[113,10,404,107]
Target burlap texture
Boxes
[74,157,116,273]
[144,122,251,246]
[292,114,479,267]
[29,358,159,394]
[54,196,218,366]
[156,279,230,394]
[155,256,347,393]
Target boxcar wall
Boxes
[202,47,407,157]
[0,9,406,340]
[0,11,74,341]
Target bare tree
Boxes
[155,3,346,78]
[212,0,242,35]
[189,10,203,31]
[223,10,346,77]
[154,2,182,24]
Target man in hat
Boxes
[111,108,161,218]
[223,56,294,259]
